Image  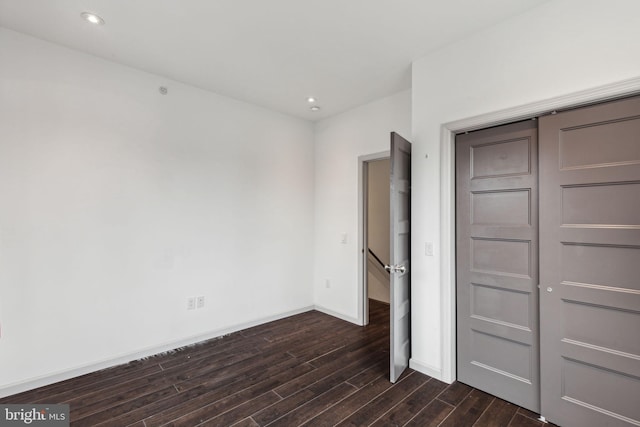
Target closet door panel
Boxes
[539,96,640,427]
[456,120,540,412]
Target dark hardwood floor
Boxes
[1,300,555,426]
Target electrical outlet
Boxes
[425,242,434,256]
[197,296,205,309]
[187,297,196,310]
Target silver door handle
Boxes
[385,264,406,274]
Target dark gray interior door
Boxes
[539,96,640,427]
[388,132,411,383]
[456,120,540,412]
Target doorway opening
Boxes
[366,158,391,305]
[358,152,390,326]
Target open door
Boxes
[386,132,411,383]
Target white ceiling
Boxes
[0,0,550,120]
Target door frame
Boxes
[441,77,640,384]
[358,150,390,326]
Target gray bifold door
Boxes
[539,96,640,427]
[388,132,411,383]
[456,120,540,412]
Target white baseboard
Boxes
[313,305,361,325]
[410,358,448,383]
[0,306,315,399]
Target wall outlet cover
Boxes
[425,242,434,256]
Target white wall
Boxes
[411,0,640,381]
[0,28,315,396]
[314,91,410,322]
[367,159,390,304]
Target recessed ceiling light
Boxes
[81,12,105,25]
[307,97,317,103]
[310,106,321,112]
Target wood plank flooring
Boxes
[1,300,556,426]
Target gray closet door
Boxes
[539,96,640,427]
[389,132,411,383]
[456,120,540,412]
